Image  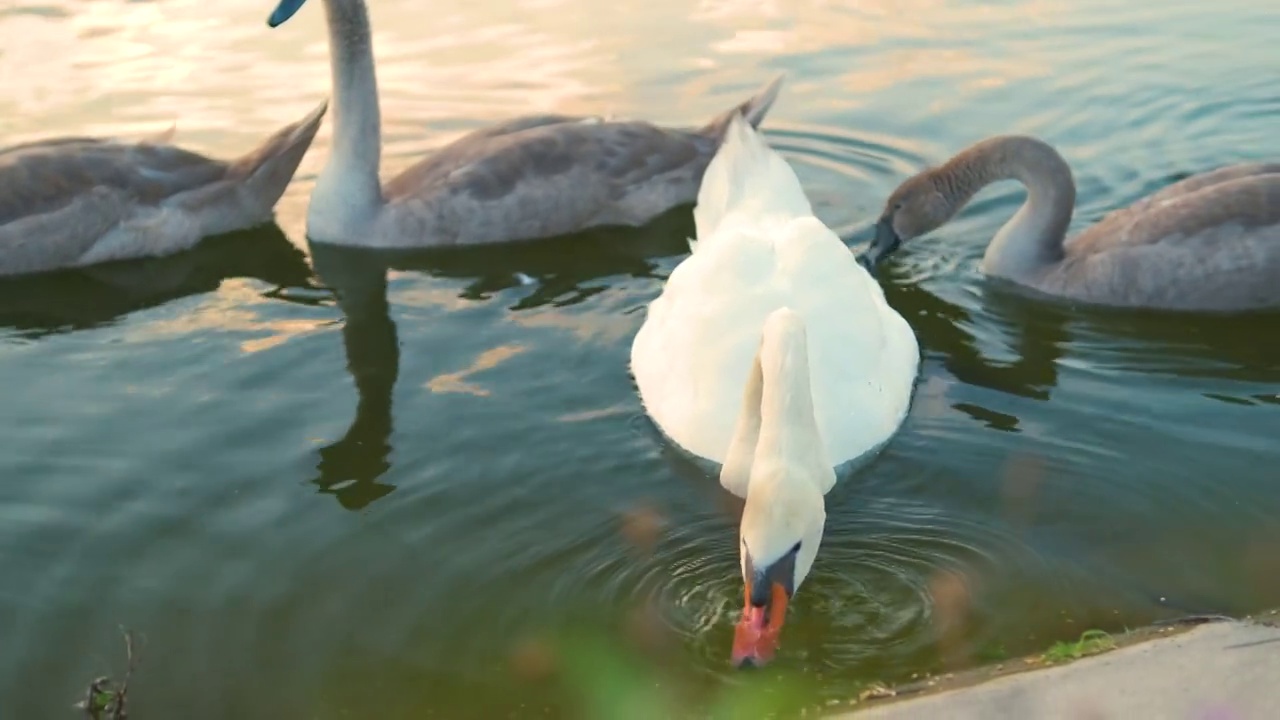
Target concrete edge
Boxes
[827,609,1280,717]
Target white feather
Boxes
[630,114,920,489]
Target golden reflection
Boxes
[2,6,330,170]
[512,310,639,346]
[384,275,481,313]
[846,47,1048,98]
[3,0,1073,145]
[425,344,528,396]
[693,0,788,22]
[239,323,326,354]
[690,0,1064,101]
[557,403,633,423]
[127,279,332,354]
[266,0,631,165]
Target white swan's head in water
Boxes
[732,465,825,668]
[723,309,831,668]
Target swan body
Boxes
[0,102,327,278]
[630,115,920,666]
[266,0,783,248]
[866,135,1280,311]
[630,115,920,469]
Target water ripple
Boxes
[4,0,1280,717]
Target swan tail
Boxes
[225,99,329,213]
[167,99,326,238]
[699,73,785,140]
[142,124,178,146]
[693,109,812,243]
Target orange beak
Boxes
[730,579,789,668]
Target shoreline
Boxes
[831,609,1280,718]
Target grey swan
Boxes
[863,135,1280,311]
[266,0,784,248]
[0,103,326,278]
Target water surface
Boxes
[2,0,1278,717]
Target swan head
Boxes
[860,172,952,269]
[731,470,825,668]
[267,0,310,27]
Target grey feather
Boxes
[0,101,327,277]
[278,0,784,248]
[1047,166,1280,310]
[878,135,1280,312]
[370,74,785,247]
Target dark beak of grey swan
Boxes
[267,0,310,27]
[858,217,902,270]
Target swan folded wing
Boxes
[0,187,133,275]
[1131,162,1280,214]
[380,114,592,193]
[1067,166,1280,255]
[1069,172,1280,252]
[1054,174,1280,308]
[635,213,912,466]
[1054,224,1280,310]
[386,121,705,245]
[0,138,228,227]
[453,113,596,144]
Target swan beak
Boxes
[859,218,901,269]
[731,581,790,668]
[267,0,309,27]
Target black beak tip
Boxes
[735,657,758,670]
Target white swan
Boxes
[863,135,1280,311]
[629,115,920,666]
[266,0,783,248]
[0,103,326,278]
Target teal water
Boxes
[1,0,1278,717]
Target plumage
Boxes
[267,0,784,248]
[866,135,1280,311]
[629,115,919,667]
[631,115,920,471]
[0,102,327,278]
[1046,165,1280,309]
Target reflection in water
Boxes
[896,278,1066,397]
[308,242,400,510]
[0,224,312,338]
[305,206,695,511]
[873,241,1280,435]
[396,205,695,308]
[1061,304,1280,383]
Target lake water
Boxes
[2,0,1278,717]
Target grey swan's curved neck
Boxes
[317,0,383,209]
[940,136,1077,281]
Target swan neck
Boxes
[319,0,383,204]
[750,312,828,489]
[944,136,1075,281]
